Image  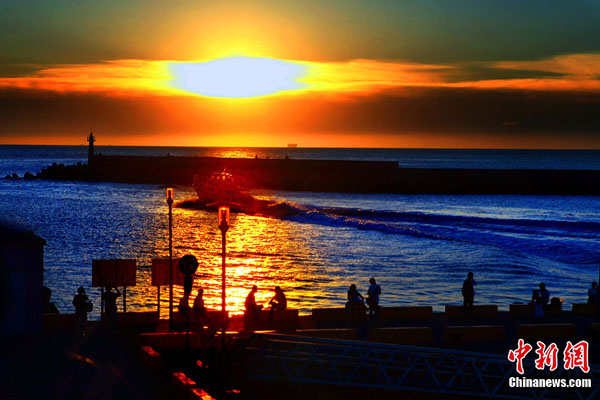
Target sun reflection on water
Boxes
[130,189,318,318]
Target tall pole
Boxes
[167,189,174,331]
[221,231,226,348]
[218,205,230,349]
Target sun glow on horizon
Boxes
[168,57,308,98]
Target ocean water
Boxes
[1,145,600,317]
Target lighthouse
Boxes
[87,132,95,167]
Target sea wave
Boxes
[284,206,600,265]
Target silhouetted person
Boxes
[347,284,364,306]
[103,286,120,313]
[346,284,366,319]
[539,283,549,306]
[193,288,207,315]
[532,290,544,321]
[178,292,191,314]
[192,288,207,329]
[269,286,287,317]
[245,285,263,319]
[588,282,598,304]
[462,272,476,316]
[73,287,91,337]
[367,278,381,320]
[102,286,120,328]
[43,286,59,314]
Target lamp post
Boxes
[218,205,230,349]
[166,187,174,331]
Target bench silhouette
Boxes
[172,310,229,331]
[380,306,433,320]
[517,324,576,340]
[114,311,158,330]
[243,309,299,332]
[509,304,533,317]
[311,306,433,327]
[445,305,498,318]
[572,303,597,315]
[369,327,432,345]
[444,325,505,344]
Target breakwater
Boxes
[34,154,600,194]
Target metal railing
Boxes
[238,333,599,399]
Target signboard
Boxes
[151,258,185,287]
[92,259,136,287]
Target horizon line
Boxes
[1,143,600,151]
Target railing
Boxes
[239,333,599,399]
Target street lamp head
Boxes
[218,205,230,233]
[166,187,174,205]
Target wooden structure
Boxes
[151,258,183,316]
[92,259,136,313]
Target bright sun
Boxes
[168,57,307,98]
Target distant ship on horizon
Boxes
[287,143,298,148]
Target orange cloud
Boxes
[299,59,452,93]
[1,53,599,98]
[0,60,172,94]
[458,53,600,91]
[494,53,600,79]
[448,78,600,91]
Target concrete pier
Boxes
[36,153,600,195]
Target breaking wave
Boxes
[177,195,600,265]
[284,206,600,265]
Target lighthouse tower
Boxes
[87,132,95,166]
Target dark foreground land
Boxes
[3,308,600,400]
[28,154,600,194]
[0,328,172,400]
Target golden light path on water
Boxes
[129,186,328,318]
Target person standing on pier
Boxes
[462,272,477,316]
[192,288,207,315]
[43,286,59,314]
[178,292,191,314]
[192,288,208,329]
[588,282,598,304]
[73,287,91,337]
[532,289,544,322]
[367,278,381,320]
[102,286,120,329]
[538,283,550,306]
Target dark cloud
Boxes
[296,87,600,136]
[0,89,218,137]
[1,86,599,147]
[442,65,565,83]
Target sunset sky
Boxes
[1,0,600,148]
